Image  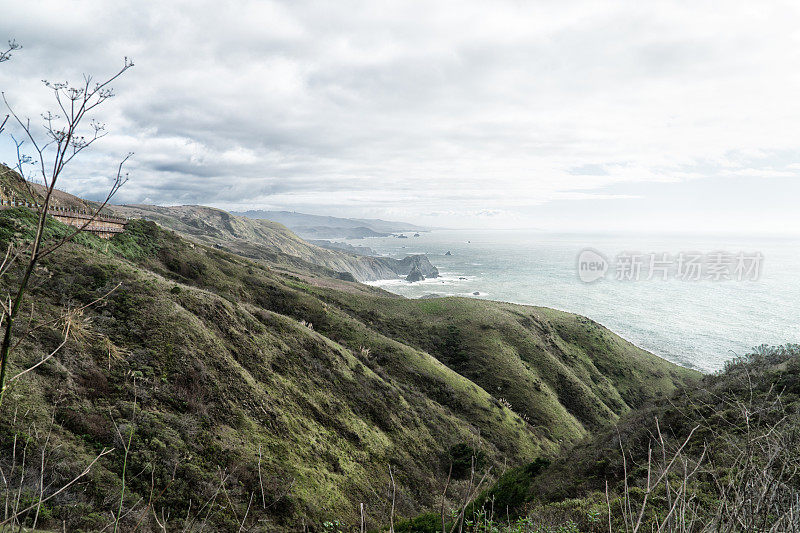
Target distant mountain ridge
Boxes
[292,225,387,239]
[233,209,428,235]
[0,165,437,282]
[108,204,438,282]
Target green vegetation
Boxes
[312,289,698,445]
[398,345,800,532]
[0,205,698,531]
[106,203,434,282]
[0,164,40,204]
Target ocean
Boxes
[357,229,800,372]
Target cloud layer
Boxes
[1,0,799,231]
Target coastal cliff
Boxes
[98,203,440,282]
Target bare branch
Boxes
[7,319,70,384]
[0,58,133,408]
[0,448,114,526]
[0,39,21,63]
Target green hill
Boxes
[0,202,697,531]
[399,345,798,532]
[313,290,695,445]
[108,203,439,282]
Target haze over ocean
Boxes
[363,230,800,372]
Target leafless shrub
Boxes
[704,383,800,531]
[0,43,138,532]
[611,364,800,532]
[615,421,705,533]
[0,407,114,530]
[0,56,133,406]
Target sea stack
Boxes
[406,265,426,282]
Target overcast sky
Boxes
[1,0,800,232]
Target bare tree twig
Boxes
[0,58,133,408]
[0,448,114,526]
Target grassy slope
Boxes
[404,347,799,532]
[108,203,413,281]
[0,213,530,530]
[0,163,41,203]
[313,291,699,444]
[0,209,697,531]
[528,346,800,498]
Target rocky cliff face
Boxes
[389,254,440,278]
[406,264,426,282]
[106,204,438,282]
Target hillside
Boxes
[0,164,438,283]
[308,239,377,256]
[233,209,428,235]
[398,345,800,532]
[108,203,437,282]
[0,206,697,531]
[0,163,93,209]
[292,225,387,239]
[313,291,695,444]
[0,164,40,204]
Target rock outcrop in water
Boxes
[406,265,426,282]
[390,254,439,279]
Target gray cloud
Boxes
[1,0,799,231]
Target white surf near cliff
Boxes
[360,229,800,372]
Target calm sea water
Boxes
[355,230,800,372]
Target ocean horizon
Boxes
[358,229,800,372]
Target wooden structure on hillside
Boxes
[0,198,128,239]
